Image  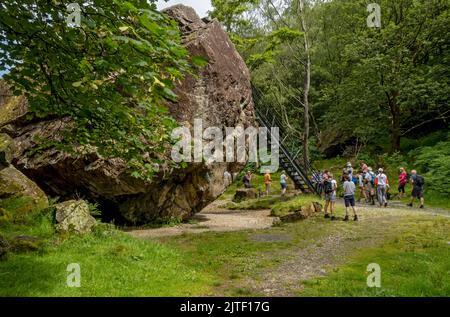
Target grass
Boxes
[0,198,212,296]
[0,228,213,296]
[1,198,449,296]
[299,217,450,297]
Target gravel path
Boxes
[127,200,278,239]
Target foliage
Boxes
[210,0,260,32]
[0,0,195,181]
[414,140,450,195]
[214,0,450,156]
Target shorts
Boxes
[280,183,287,190]
[325,192,336,202]
[398,184,406,193]
[365,183,375,196]
[412,186,424,198]
[344,195,356,207]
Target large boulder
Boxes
[1,5,255,224]
[0,166,49,214]
[55,200,97,234]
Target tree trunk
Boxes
[389,90,401,152]
[298,0,311,167]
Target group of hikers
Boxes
[320,161,426,221]
[235,160,426,222]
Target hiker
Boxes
[345,162,353,180]
[360,160,368,173]
[398,167,408,199]
[264,170,272,196]
[324,173,337,220]
[357,171,367,202]
[341,162,353,183]
[364,167,376,205]
[243,171,252,189]
[407,170,425,208]
[375,168,389,208]
[280,172,288,196]
[343,175,358,221]
[224,170,232,187]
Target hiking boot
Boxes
[407,203,413,207]
[384,202,388,208]
[324,213,331,219]
[354,215,359,221]
[419,205,424,209]
[343,215,349,222]
[331,216,337,221]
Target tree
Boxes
[210,0,260,33]
[0,0,198,180]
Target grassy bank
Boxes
[2,196,449,296]
[300,217,450,296]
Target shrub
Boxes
[414,140,450,195]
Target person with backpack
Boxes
[360,160,368,173]
[364,167,376,205]
[243,171,252,189]
[357,171,367,203]
[324,173,337,220]
[407,170,425,208]
[343,175,358,221]
[398,167,408,199]
[280,172,288,196]
[375,168,389,208]
[345,162,353,181]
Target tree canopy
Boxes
[0,0,197,180]
[212,0,450,157]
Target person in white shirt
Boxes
[343,175,358,221]
[375,168,389,208]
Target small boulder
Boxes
[312,202,323,213]
[55,200,97,234]
[0,166,49,214]
[299,204,315,218]
[233,189,257,202]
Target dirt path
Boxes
[127,197,448,240]
[127,199,278,239]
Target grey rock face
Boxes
[0,5,255,224]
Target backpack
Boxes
[415,175,425,187]
[324,180,334,194]
[369,171,375,185]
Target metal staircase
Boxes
[252,86,322,195]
